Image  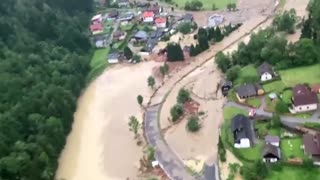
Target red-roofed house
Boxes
[90,23,103,34]
[142,11,155,23]
[155,17,166,28]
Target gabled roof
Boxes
[258,62,274,76]
[262,144,281,158]
[91,14,102,21]
[155,17,166,24]
[265,135,280,144]
[303,133,320,156]
[90,23,103,32]
[108,52,120,59]
[142,11,155,18]
[293,84,318,106]
[231,114,252,143]
[236,84,258,97]
[133,30,148,40]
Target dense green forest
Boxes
[0,0,93,179]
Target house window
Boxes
[299,107,302,110]
[307,106,309,109]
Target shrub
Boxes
[218,136,226,162]
[226,65,241,81]
[177,88,190,104]
[187,116,201,132]
[275,100,289,114]
[178,22,192,34]
[170,104,184,122]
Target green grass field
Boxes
[279,64,320,86]
[281,138,304,159]
[235,65,259,87]
[173,0,236,10]
[238,141,263,161]
[267,166,320,180]
[247,98,261,108]
[263,81,286,94]
[87,48,110,82]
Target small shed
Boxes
[107,52,120,64]
[262,144,281,163]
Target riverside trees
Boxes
[0,0,92,179]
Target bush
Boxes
[184,0,203,11]
[275,100,289,114]
[218,136,226,162]
[226,65,241,81]
[177,88,190,104]
[133,54,141,63]
[170,104,184,122]
[178,22,192,34]
[186,116,201,132]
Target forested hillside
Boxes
[0,0,93,179]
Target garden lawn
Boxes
[280,89,292,104]
[120,23,135,31]
[172,0,236,10]
[267,166,320,180]
[263,80,286,93]
[237,141,263,161]
[87,48,110,82]
[279,64,320,86]
[247,98,261,108]
[281,138,304,159]
[235,65,259,87]
[265,96,277,112]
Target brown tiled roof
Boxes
[292,84,318,106]
[303,133,320,156]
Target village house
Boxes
[231,114,252,148]
[262,144,281,163]
[91,35,107,48]
[221,79,232,97]
[131,30,149,42]
[113,30,126,41]
[258,62,275,81]
[118,12,134,22]
[155,17,166,28]
[291,84,318,113]
[265,135,280,147]
[108,10,119,19]
[90,23,103,34]
[91,14,103,24]
[236,84,264,103]
[183,13,194,23]
[142,11,155,23]
[107,52,120,64]
[303,133,320,161]
[141,29,164,54]
[147,5,161,15]
[117,0,129,8]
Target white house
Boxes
[107,53,120,64]
[292,84,318,113]
[258,62,275,81]
[262,144,281,163]
[231,114,252,148]
[91,14,102,24]
[142,11,155,23]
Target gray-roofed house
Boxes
[142,39,157,54]
[183,13,193,23]
[231,114,252,148]
[258,62,275,81]
[108,10,119,19]
[117,0,129,7]
[107,52,120,64]
[132,30,149,41]
[262,144,281,163]
[118,12,134,22]
[236,84,264,102]
[91,35,108,48]
[303,133,320,160]
[265,135,280,147]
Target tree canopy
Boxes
[0,0,92,179]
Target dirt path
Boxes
[56,62,158,180]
